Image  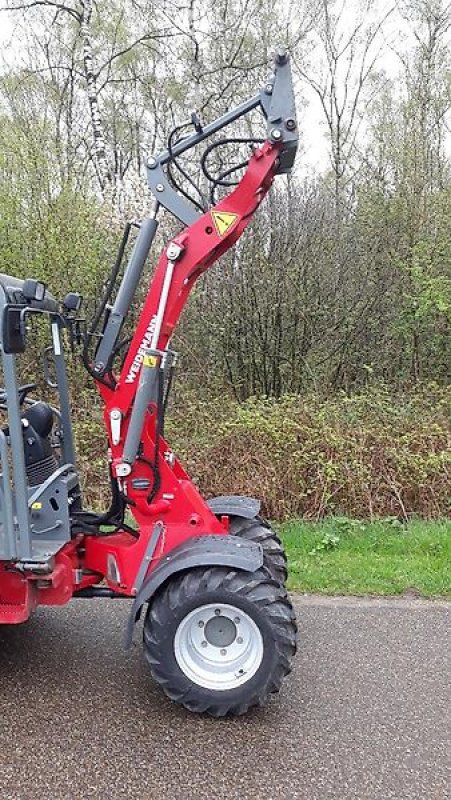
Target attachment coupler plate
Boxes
[260,47,299,174]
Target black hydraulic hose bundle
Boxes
[71,471,139,538]
[167,123,208,213]
[71,468,123,529]
[166,121,264,211]
[200,137,265,203]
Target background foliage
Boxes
[0,0,449,519]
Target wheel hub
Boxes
[204,615,237,648]
[173,602,264,691]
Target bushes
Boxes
[165,383,450,521]
[72,381,449,521]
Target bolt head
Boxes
[116,463,132,477]
[265,83,273,94]
[270,128,282,141]
[147,156,157,168]
[166,242,182,261]
[198,620,204,628]
[234,617,240,624]
[237,636,243,644]
[275,47,288,65]
[214,608,221,616]
[201,640,208,648]
[220,649,227,656]
[286,118,296,131]
[156,183,164,192]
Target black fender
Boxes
[124,534,263,649]
[206,495,261,519]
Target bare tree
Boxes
[2,1,113,190]
[295,0,396,213]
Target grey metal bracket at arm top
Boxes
[146,47,298,225]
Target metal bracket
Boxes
[109,408,122,445]
[260,48,298,174]
[145,48,298,222]
[147,161,200,226]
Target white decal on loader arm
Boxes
[125,316,157,383]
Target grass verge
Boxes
[279,517,451,598]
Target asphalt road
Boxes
[0,595,449,800]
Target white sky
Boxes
[297,0,430,171]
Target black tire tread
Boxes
[229,516,288,585]
[144,566,297,717]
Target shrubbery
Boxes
[169,383,450,520]
[75,382,450,521]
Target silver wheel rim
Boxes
[173,602,264,691]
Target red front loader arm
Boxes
[84,146,280,593]
[104,143,278,414]
[80,49,298,600]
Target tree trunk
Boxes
[80,0,112,193]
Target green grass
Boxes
[279,517,451,598]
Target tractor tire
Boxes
[143,566,297,717]
[228,516,288,585]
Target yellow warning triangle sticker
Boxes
[211,210,238,237]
